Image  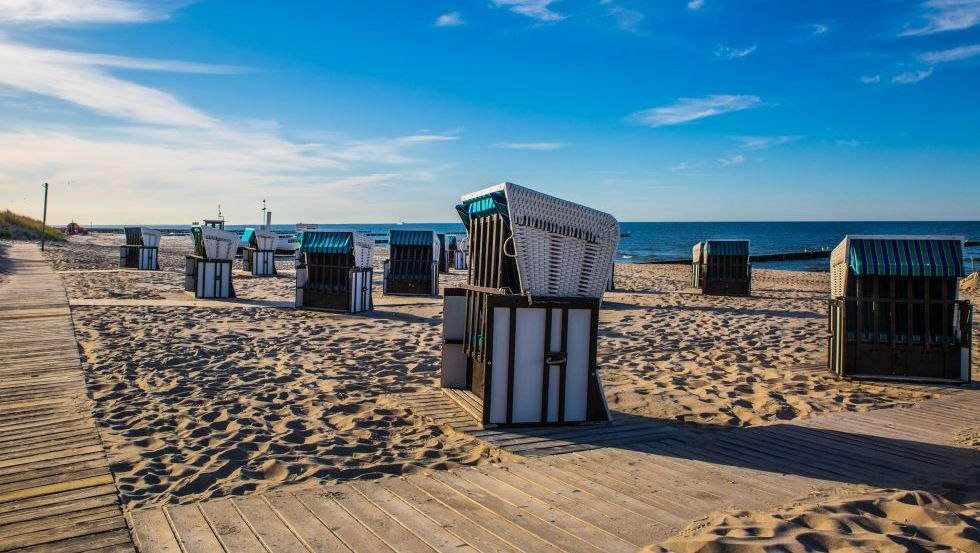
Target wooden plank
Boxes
[325,484,435,553]
[233,495,313,553]
[379,477,523,553]
[296,490,397,553]
[198,499,267,553]
[262,493,353,553]
[0,474,113,504]
[164,503,225,553]
[351,480,479,553]
[129,509,181,553]
[427,470,606,553]
[407,472,565,553]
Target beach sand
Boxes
[647,483,980,553]
[41,234,980,541]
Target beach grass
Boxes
[0,210,64,241]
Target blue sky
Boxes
[0,0,978,224]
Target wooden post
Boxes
[40,182,49,252]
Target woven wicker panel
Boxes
[140,227,161,248]
[502,183,619,298]
[201,227,239,260]
[254,230,278,251]
[692,242,704,264]
[830,238,848,297]
[352,230,375,268]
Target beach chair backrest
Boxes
[458,182,619,298]
[190,226,206,257]
[254,230,278,251]
[201,227,239,260]
[140,227,161,248]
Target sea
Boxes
[99,221,980,272]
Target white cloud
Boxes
[919,43,980,63]
[670,161,703,171]
[434,11,464,27]
[491,0,564,22]
[602,2,644,31]
[811,23,829,35]
[900,0,980,36]
[0,39,218,127]
[860,74,881,84]
[891,68,934,83]
[719,154,745,166]
[713,45,757,59]
[628,95,762,127]
[687,0,704,10]
[730,135,799,150]
[0,0,164,24]
[495,142,564,150]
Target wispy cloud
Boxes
[494,141,564,150]
[860,74,881,84]
[628,95,762,127]
[900,0,980,36]
[0,39,219,127]
[811,23,829,35]
[434,11,464,27]
[730,135,799,150]
[719,154,745,166]
[687,0,704,11]
[0,0,166,25]
[491,0,564,22]
[891,68,934,84]
[919,43,980,63]
[601,1,644,32]
[670,161,703,171]
[714,45,757,59]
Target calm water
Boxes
[103,221,980,272]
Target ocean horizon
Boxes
[84,220,980,272]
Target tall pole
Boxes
[40,182,49,252]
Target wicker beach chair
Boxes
[383,230,440,296]
[692,239,751,295]
[119,227,161,270]
[185,226,238,298]
[295,230,375,313]
[828,235,972,383]
[442,182,619,426]
[241,229,279,276]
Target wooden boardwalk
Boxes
[131,389,979,552]
[0,242,133,553]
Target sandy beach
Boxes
[33,233,979,549]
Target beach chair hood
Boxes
[139,227,161,248]
[200,227,239,260]
[299,230,375,268]
[830,235,966,298]
[457,182,619,298]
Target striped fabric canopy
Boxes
[848,238,964,278]
[705,240,749,257]
[456,191,509,226]
[389,229,436,247]
[298,231,352,254]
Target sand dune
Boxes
[648,485,980,553]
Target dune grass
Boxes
[0,210,64,241]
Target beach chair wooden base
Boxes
[184,256,235,299]
[441,287,611,427]
[243,248,276,276]
[296,268,373,314]
[118,245,159,270]
[700,278,751,296]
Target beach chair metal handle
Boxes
[545,352,567,366]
